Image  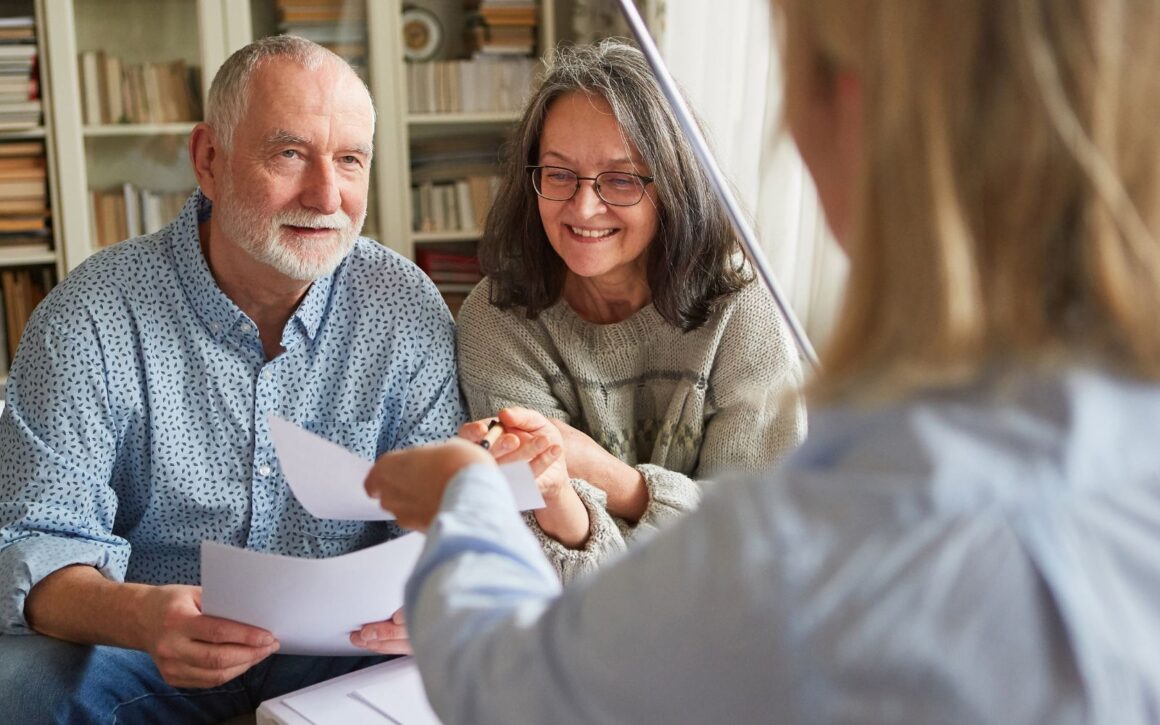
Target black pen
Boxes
[479,419,504,450]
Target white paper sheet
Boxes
[200,533,425,656]
[267,414,544,520]
[264,657,440,725]
[351,659,441,725]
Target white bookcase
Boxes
[41,0,251,273]
[0,0,660,393]
[0,0,63,389]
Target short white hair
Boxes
[205,35,375,152]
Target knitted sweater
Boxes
[457,278,807,582]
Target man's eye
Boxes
[340,155,361,165]
[280,149,299,159]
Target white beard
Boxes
[215,180,366,281]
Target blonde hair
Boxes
[776,0,1160,400]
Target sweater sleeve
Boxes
[520,479,628,583]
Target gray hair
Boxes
[480,38,748,330]
[205,35,374,152]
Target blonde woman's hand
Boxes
[363,438,493,531]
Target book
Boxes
[103,53,124,123]
[0,198,47,215]
[79,50,103,125]
[0,216,47,233]
[0,240,51,255]
[0,286,7,375]
[0,178,46,199]
[0,265,51,361]
[0,140,43,157]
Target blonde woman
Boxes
[366,1,1160,722]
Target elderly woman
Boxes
[455,40,806,580]
[367,0,1160,721]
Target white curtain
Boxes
[655,1,847,349]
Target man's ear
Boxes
[189,123,221,200]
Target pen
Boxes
[479,419,504,450]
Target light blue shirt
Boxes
[0,190,465,634]
[405,367,1160,724]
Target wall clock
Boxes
[402,6,443,61]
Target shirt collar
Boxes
[168,188,338,346]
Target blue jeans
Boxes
[0,633,390,724]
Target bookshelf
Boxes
[0,0,59,385]
[41,0,251,264]
[0,0,663,396]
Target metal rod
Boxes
[612,0,820,369]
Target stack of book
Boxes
[410,136,502,233]
[466,0,537,56]
[0,16,40,130]
[77,51,201,125]
[0,264,52,373]
[411,176,499,234]
[90,183,190,247]
[416,248,482,286]
[415,246,482,316]
[405,56,535,114]
[276,0,367,81]
[0,140,49,253]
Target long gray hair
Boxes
[481,38,748,330]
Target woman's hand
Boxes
[462,409,591,548]
[551,419,649,523]
[364,438,493,531]
[350,607,411,655]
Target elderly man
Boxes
[0,36,464,722]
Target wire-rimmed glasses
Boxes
[527,165,655,207]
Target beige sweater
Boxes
[457,279,806,582]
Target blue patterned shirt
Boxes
[0,190,466,634]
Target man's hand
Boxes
[25,566,280,690]
[350,607,411,655]
[138,584,280,688]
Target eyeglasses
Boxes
[527,165,655,207]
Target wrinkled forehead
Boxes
[238,58,374,138]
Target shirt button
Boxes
[258,463,272,477]
[210,323,221,333]
[238,322,250,333]
[261,369,273,381]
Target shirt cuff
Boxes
[615,464,703,544]
[0,535,124,634]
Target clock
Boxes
[401,7,443,62]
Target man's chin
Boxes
[271,243,355,281]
